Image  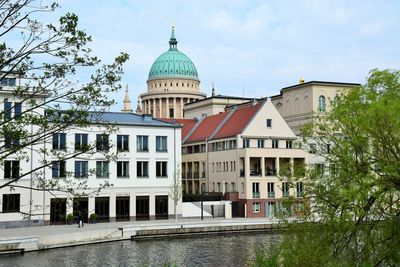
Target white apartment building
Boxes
[0,75,182,228]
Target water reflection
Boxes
[0,232,280,267]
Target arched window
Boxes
[318,95,326,112]
[334,95,339,107]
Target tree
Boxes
[169,167,182,221]
[252,69,400,266]
[0,1,128,196]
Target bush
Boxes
[66,213,74,223]
[90,213,98,221]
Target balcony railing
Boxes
[283,191,289,197]
[268,191,275,198]
[253,192,260,198]
[297,191,303,198]
[265,169,277,176]
[201,171,205,178]
[193,172,199,178]
[187,172,192,179]
[250,170,261,176]
[240,170,244,177]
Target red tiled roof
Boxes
[159,118,197,140]
[213,102,263,139]
[185,112,229,143]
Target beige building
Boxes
[271,80,360,135]
[168,98,308,218]
[139,26,206,119]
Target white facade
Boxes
[0,79,182,228]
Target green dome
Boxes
[148,28,199,81]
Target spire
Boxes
[211,82,216,96]
[122,84,132,112]
[135,95,142,115]
[169,22,178,50]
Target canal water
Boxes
[0,232,279,267]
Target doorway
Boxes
[155,195,168,220]
[136,196,149,220]
[116,196,130,221]
[73,197,88,223]
[50,198,66,224]
[95,197,110,222]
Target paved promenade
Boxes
[0,217,280,253]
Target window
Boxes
[212,163,215,172]
[232,182,236,192]
[315,164,325,175]
[96,134,109,152]
[4,101,12,120]
[309,143,317,154]
[4,160,19,178]
[117,135,129,152]
[116,161,129,178]
[0,78,16,86]
[243,139,250,148]
[2,194,20,213]
[137,135,148,152]
[318,95,326,112]
[169,108,174,118]
[217,182,221,192]
[96,161,109,178]
[325,144,331,154]
[272,139,279,148]
[282,182,289,197]
[75,133,88,151]
[74,161,88,178]
[267,182,275,198]
[257,139,264,148]
[156,136,167,152]
[296,182,303,197]
[52,133,66,150]
[137,161,149,177]
[52,161,66,178]
[266,119,272,128]
[286,140,293,149]
[4,135,19,148]
[252,182,260,198]
[242,182,245,193]
[3,101,21,119]
[156,161,168,177]
[252,202,260,213]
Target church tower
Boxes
[140,25,206,119]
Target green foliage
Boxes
[89,213,97,221]
[250,69,400,266]
[66,213,74,222]
[0,1,128,196]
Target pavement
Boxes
[0,217,279,239]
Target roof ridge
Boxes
[209,108,236,140]
[182,116,206,143]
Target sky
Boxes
[53,0,400,110]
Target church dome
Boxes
[148,27,199,81]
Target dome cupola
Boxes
[148,26,199,81]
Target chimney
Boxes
[299,78,305,84]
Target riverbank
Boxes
[0,218,281,254]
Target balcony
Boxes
[268,191,275,198]
[252,192,260,198]
[265,169,277,176]
[250,170,261,176]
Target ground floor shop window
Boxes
[136,196,149,220]
[116,196,130,221]
[50,198,66,224]
[155,195,168,219]
[95,197,110,222]
[2,194,20,213]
